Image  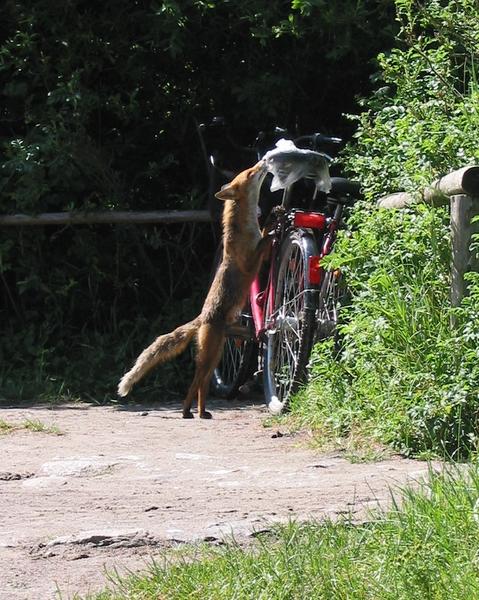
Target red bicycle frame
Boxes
[248,206,341,340]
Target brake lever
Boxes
[271,205,289,234]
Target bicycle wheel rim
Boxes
[211,318,256,399]
[263,230,318,414]
[316,270,341,340]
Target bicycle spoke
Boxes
[316,270,342,341]
[264,233,317,410]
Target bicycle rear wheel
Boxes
[316,269,343,341]
[209,247,257,399]
[263,229,318,414]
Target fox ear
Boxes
[215,183,236,201]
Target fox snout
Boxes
[248,160,268,183]
[252,159,267,174]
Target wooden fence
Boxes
[0,209,212,226]
[377,166,479,307]
[2,166,479,307]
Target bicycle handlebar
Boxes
[198,116,226,131]
[198,116,256,156]
[293,133,342,149]
[198,117,342,155]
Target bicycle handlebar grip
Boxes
[293,133,342,151]
[255,126,289,146]
[314,133,342,145]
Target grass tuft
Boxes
[22,418,63,435]
[0,417,62,435]
[83,464,479,600]
[0,418,15,434]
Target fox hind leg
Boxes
[182,324,225,419]
[199,328,226,419]
[182,370,200,418]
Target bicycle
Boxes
[197,118,361,414]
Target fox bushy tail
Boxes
[118,318,200,397]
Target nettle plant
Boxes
[346,0,479,200]
[296,0,479,458]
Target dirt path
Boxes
[1,398,431,599]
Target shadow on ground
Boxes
[0,391,265,415]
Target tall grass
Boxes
[85,465,479,599]
[0,222,211,403]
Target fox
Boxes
[118,160,272,419]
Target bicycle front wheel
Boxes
[263,230,318,414]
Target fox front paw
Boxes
[271,205,287,219]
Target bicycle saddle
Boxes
[330,177,362,202]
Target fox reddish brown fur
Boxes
[118,161,270,418]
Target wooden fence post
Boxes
[450,194,479,307]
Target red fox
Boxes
[118,160,271,418]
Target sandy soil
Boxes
[0,398,432,600]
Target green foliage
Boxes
[296,0,479,457]
[0,0,396,213]
[344,0,479,199]
[90,466,479,599]
[0,222,207,401]
[296,205,479,457]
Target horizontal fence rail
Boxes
[377,166,479,209]
[0,209,213,227]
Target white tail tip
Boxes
[117,377,131,397]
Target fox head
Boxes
[214,161,267,203]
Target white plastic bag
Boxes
[263,139,331,193]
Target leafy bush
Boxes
[296,205,479,457]
[296,0,479,458]
[346,0,479,199]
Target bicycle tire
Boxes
[263,229,319,414]
[209,246,257,399]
